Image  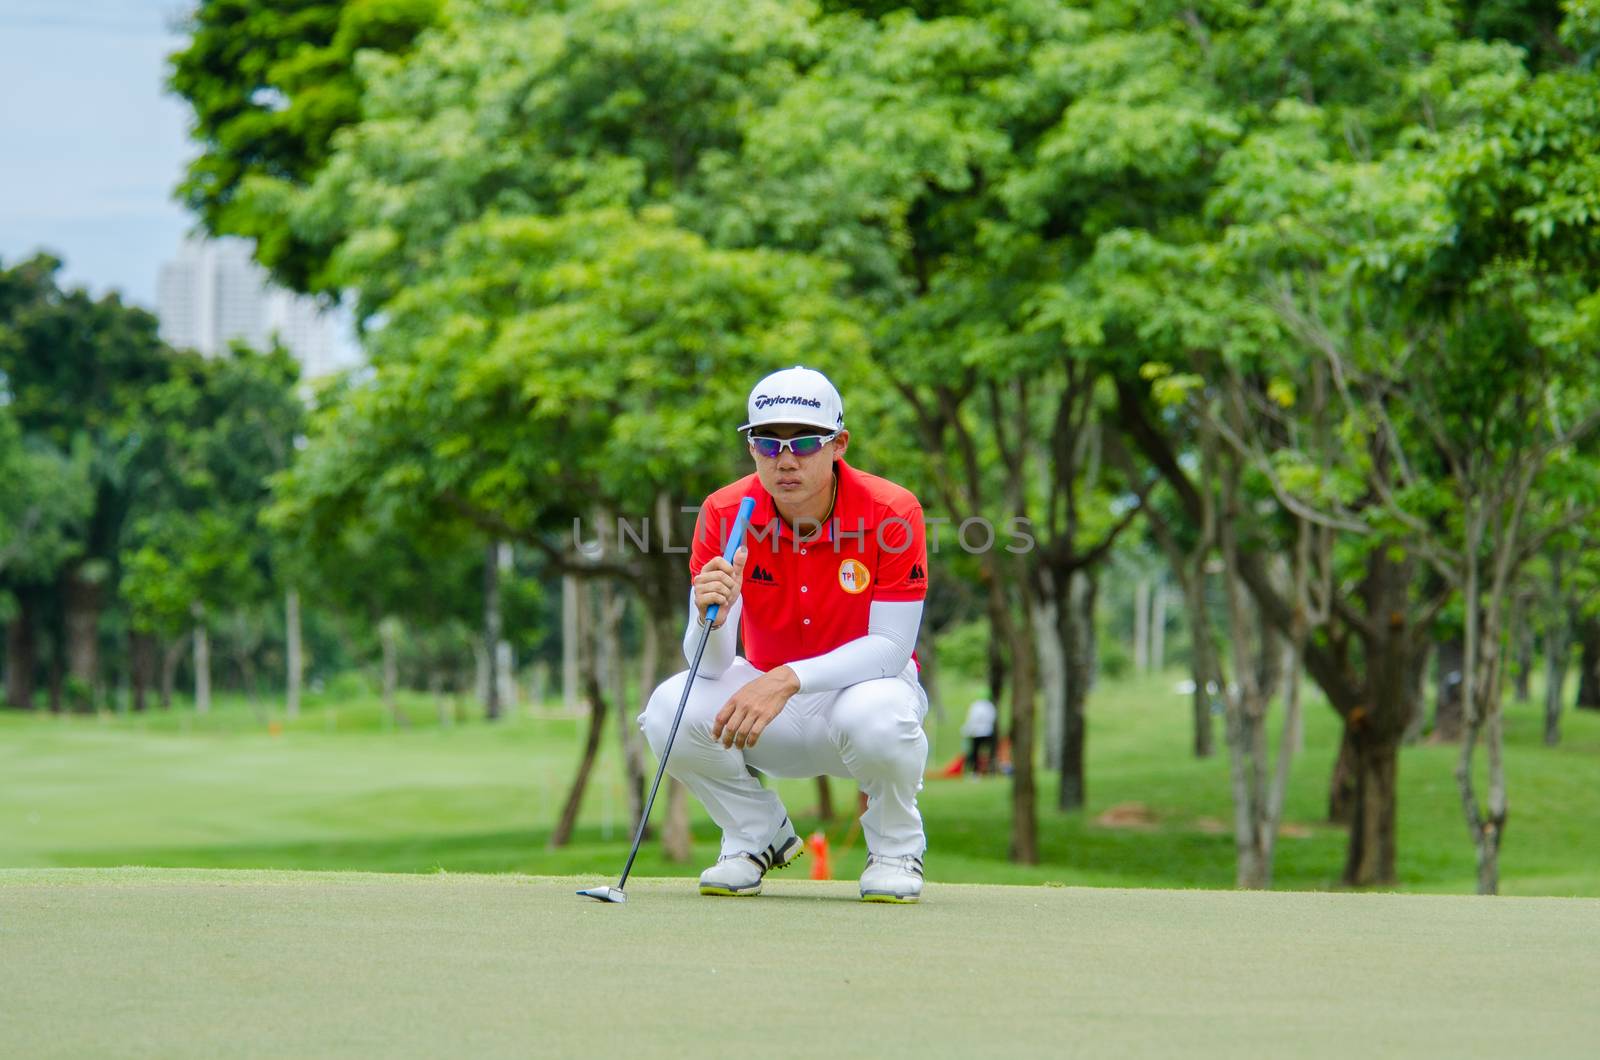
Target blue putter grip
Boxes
[706,496,757,625]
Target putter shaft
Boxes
[579,495,755,903]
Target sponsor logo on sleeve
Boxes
[909,563,926,582]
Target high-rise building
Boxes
[156,236,357,378]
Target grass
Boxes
[3,868,1597,1058]
[2,670,1598,895]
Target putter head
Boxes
[577,885,626,904]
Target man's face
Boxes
[747,422,849,511]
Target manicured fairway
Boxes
[2,869,1595,1058]
[5,677,1599,896]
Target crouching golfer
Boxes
[639,366,930,902]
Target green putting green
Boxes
[3,869,1596,1058]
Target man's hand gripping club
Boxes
[693,546,801,751]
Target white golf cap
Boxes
[738,365,844,433]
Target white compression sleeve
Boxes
[682,588,740,678]
[785,599,924,693]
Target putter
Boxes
[579,495,757,904]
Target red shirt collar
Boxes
[747,458,865,542]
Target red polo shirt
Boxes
[690,458,928,674]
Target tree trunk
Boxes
[482,540,502,721]
[1151,584,1167,672]
[1433,637,1465,741]
[379,616,401,725]
[815,776,835,821]
[1337,546,1416,886]
[1216,463,1275,892]
[5,594,36,709]
[1327,729,1355,825]
[159,637,183,710]
[1341,733,1399,887]
[1403,641,1433,745]
[662,780,691,862]
[193,616,211,715]
[603,586,645,837]
[1133,578,1150,673]
[285,588,303,720]
[1001,582,1039,864]
[1512,610,1534,704]
[987,632,1007,715]
[1459,707,1509,896]
[551,582,607,849]
[128,630,155,713]
[916,622,943,724]
[550,674,608,848]
[232,611,259,707]
[1545,623,1571,746]
[63,565,102,710]
[1033,586,1064,772]
[562,574,581,711]
[1182,573,1216,759]
[494,542,516,715]
[47,650,62,713]
[1227,702,1270,890]
[646,603,690,861]
[129,630,145,714]
[1576,615,1600,710]
[527,660,547,711]
[431,671,452,727]
[1056,568,1096,812]
[497,638,516,716]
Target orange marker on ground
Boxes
[807,831,830,880]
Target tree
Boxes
[167,0,440,292]
[267,412,488,728]
[0,410,94,709]
[700,0,1218,856]
[122,345,304,713]
[0,253,170,710]
[1137,9,1600,892]
[288,0,818,317]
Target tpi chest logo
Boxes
[837,558,871,595]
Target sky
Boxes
[0,0,197,309]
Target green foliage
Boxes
[290,0,818,315]
[122,511,261,635]
[276,208,868,600]
[168,0,441,291]
[121,346,304,636]
[143,0,1600,882]
[0,253,167,589]
[0,409,94,583]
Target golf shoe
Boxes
[859,852,924,903]
[698,817,803,896]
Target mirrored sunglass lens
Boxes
[751,437,783,457]
[789,436,825,455]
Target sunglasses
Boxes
[746,431,839,458]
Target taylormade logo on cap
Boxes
[739,366,844,433]
[753,394,824,411]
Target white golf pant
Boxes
[639,657,930,858]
